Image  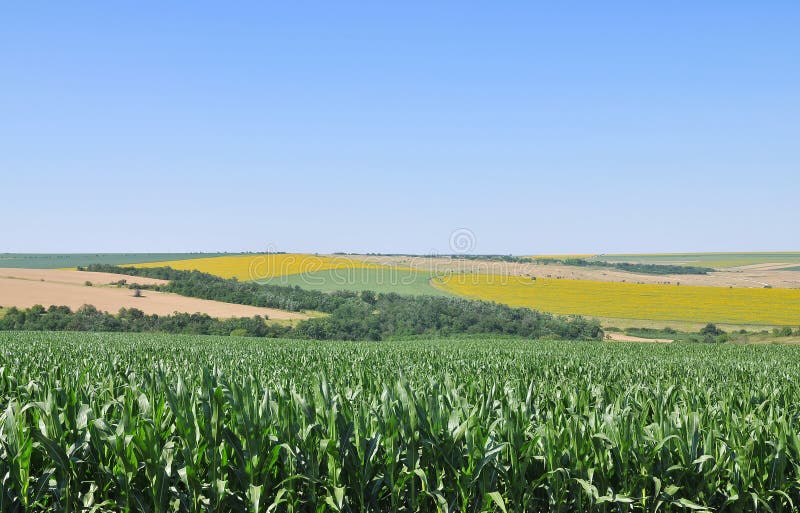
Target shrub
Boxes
[700,323,724,336]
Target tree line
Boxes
[0,304,283,337]
[45,264,605,341]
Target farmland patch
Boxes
[433,274,800,326]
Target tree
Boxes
[360,290,377,305]
[699,323,723,336]
[133,288,142,298]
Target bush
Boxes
[700,323,724,336]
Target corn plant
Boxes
[2,332,800,512]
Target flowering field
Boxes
[131,254,387,281]
[434,274,800,326]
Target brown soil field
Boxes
[341,255,800,289]
[0,268,168,286]
[605,333,674,343]
[0,268,308,320]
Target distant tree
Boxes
[699,323,723,336]
[84,281,92,286]
[132,288,142,298]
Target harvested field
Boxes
[342,254,800,289]
[0,268,168,287]
[0,268,308,319]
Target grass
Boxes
[591,316,777,333]
[258,267,451,296]
[131,253,388,281]
[592,252,800,268]
[620,327,700,342]
[433,274,800,326]
[0,253,239,269]
[4,331,800,511]
[745,334,800,344]
[266,310,328,327]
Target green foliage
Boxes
[699,323,724,336]
[359,290,377,304]
[622,327,699,341]
[86,264,350,312]
[3,332,800,511]
[81,265,603,341]
[0,305,288,337]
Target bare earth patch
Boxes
[0,268,308,320]
[0,268,168,286]
[605,333,674,343]
[341,255,800,289]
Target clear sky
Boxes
[2,2,798,254]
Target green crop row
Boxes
[2,332,800,512]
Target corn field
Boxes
[2,332,800,512]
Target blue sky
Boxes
[2,2,798,254]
